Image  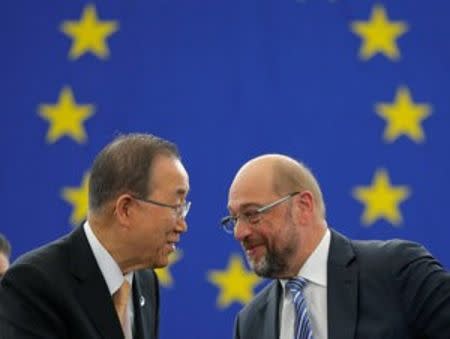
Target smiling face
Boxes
[228,159,302,278]
[127,154,190,269]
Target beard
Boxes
[245,212,298,278]
[246,250,288,278]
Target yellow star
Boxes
[353,169,411,226]
[351,4,408,60]
[207,254,262,308]
[62,172,90,226]
[155,250,182,288]
[61,4,119,60]
[376,86,432,143]
[38,87,94,144]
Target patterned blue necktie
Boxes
[286,277,314,339]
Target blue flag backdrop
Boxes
[1,1,449,338]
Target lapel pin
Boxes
[140,296,146,307]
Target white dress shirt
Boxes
[279,228,331,339]
[84,222,135,339]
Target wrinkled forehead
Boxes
[228,163,275,211]
[150,155,190,195]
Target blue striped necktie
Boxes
[286,277,314,339]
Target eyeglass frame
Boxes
[220,191,300,234]
[131,195,191,219]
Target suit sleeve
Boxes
[0,317,43,339]
[0,262,66,338]
[233,314,241,339]
[392,241,450,338]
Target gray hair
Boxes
[89,133,179,211]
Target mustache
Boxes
[242,238,263,250]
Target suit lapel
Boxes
[69,226,124,339]
[256,281,281,339]
[133,271,155,339]
[327,229,358,339]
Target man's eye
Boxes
[243,211,260,223]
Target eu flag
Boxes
[1,1,449,338]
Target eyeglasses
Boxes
[220,192,300,234]
[132,195,191,219]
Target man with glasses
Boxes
[0,234,11,279]
[0,133,190,339]
[225,154,450,339]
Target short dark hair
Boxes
[89,133,180,211]
[0,233,11,258]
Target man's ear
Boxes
[295,191,314,225]
[114,194,134,227]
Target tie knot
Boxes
[113,280,131,309]
[286,277,307,296]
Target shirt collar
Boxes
[300,228,330,287]
[83,221,134,296]
[280,228,330,289]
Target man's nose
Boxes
[176,217,188,233]
[234,219,251,241]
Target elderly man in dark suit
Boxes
[0,133,190,339]
[222,154,450,339]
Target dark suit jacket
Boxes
[234,229,450,339]
[0,226,159,339]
